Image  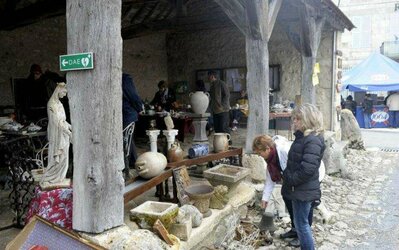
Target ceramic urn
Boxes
[135,152,167,179]
[189,91,210,114]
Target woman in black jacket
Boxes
[282,104,325,250]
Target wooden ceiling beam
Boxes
[0,0,65,30]
[213,0,249,36]
[268,0,282,40]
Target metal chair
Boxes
[123,122,135,178]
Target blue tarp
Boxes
[341,52,399,91]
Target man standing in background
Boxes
[208,70,230,137]
[386,92,399,128]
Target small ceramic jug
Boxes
[167,142,184,162]
[213,133,231,152]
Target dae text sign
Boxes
[59,52,94,71]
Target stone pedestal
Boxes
[162,129,179,149]
[188,113,210,143]
[146,130,160,152]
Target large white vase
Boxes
[135,152,167,179]
[189,91,210,114]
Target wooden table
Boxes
[123,147,243,204]
[269,112,293,140]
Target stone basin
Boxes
[203,164,250,192]
[130,201,178,229]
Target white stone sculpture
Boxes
[41,82,72,188]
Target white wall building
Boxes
[333,0,399,71]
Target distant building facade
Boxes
[333,0,399,70]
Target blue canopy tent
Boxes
[341,52,399,92]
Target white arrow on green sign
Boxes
[59,52,94,71]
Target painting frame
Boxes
[196,69,223,92]
[224,67,247,92]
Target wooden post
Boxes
[215,0,281,152]
[66,0,124,233]
[299,4,325,104]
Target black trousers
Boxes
[213,112,230,133]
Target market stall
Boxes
[341,52,399,128]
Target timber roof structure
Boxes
[0,0,354,38]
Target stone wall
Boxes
[167,23,335,129]
[0,14,336,129]
[0,17,67,106]
[0,16,168,107]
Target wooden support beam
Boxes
[214,0,248,36]
[67,0,124,233]
[244,0,270,152]
[267,0,282,40]
[298,2,325,104]
[246,0,262,40]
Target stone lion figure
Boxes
[210,185,229,209]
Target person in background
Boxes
[18,64,65,121]
[230,90,249,131]
[386,91,399,128]
[150,80,176,112]
[208,70,230,135]
[282,104,325,250]
[122,73,143,172]
[362,94,374,129]
[342,95,357,116]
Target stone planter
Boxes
[130,201,179,229]
[184,184,214,217]
[204,164,250,195]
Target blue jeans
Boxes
[292,200,314,250]
[363,112,371,129]
[391,111,399,128]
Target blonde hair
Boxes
[252,135,275,152]
[291,103,324,136]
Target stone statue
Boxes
[41,82,72,188]
[209,185,229,209]
[340,109,365,150]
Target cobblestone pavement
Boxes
[1,127,399,249]
[259,148,399,250]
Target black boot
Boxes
[288,238,300,248]
[280,229,297,239]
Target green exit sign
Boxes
[59,52,94,71]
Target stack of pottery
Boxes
[135,152,167,179]
[189,91,210,114]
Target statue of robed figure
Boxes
[40,82,72,188]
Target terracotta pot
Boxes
[189,91,210,114]
[135,152,167,179]
[213,133,231,152]
[167,142,184,162]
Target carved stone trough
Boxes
[203,164,250,195]
[130,201,178,229]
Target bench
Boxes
[123,147,243,204]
